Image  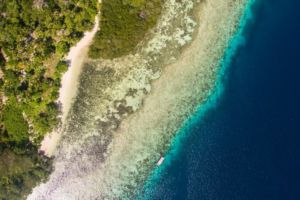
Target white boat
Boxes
[156,156,165,166]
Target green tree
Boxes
[56,41,70,54]
[2,101,29,143]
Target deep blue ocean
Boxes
[139,0,300,199]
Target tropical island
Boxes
[0,0,162,198]
[0,0,250,199]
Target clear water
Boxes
[139,0,300,199]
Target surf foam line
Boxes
[137,0,257,199]
[28,0,253,199]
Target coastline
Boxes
[39,15,100,157]
[60,15,100,123]
[28,0,250,199]
[139,0,256,197]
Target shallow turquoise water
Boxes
[136,0,300,198]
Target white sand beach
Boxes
[29,0,250,199]
[39,15,100,156]
[60,16,100,123]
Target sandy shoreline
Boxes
[29,0,250,199]
[60,16,100,123]
[39,15,100,156]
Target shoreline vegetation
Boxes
[39,0,163,157]
[1,0,163,198]
[28,0,249,199]
[39,14,100,157]
[0,0,98,198]
[1,0,249,199]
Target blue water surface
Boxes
[140,0,300,199]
